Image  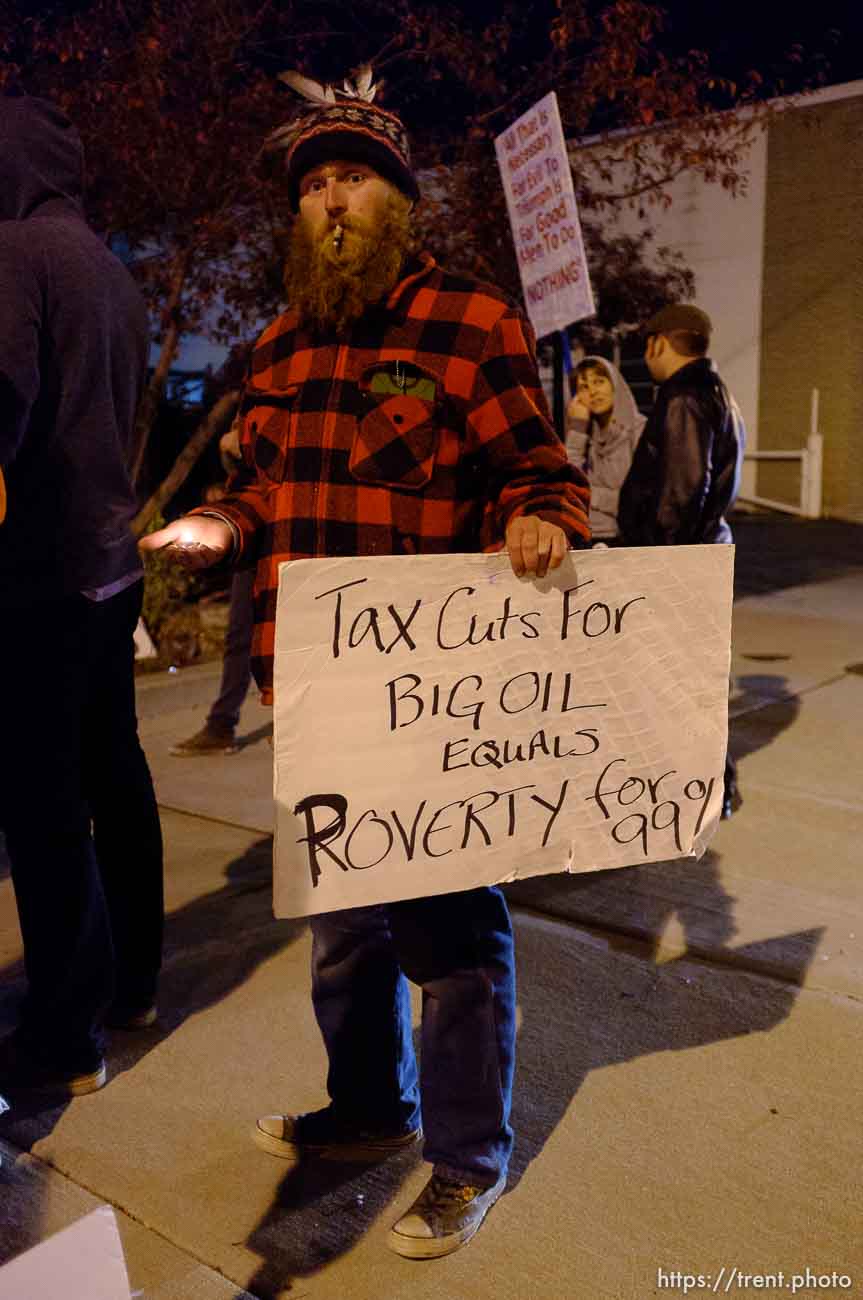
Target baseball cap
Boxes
[642,303,712,339]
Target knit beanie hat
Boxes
[265,70,419,212]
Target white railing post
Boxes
[803,387,823,518]
[804,432,823,518]
[738,387,823,519]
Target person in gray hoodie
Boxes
[0,94,163,1098]
[565,356,645,543]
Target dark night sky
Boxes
[15,0,863,96]
[651,1,863,93]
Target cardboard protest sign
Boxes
[495,91,595,337]
[0,1206,131,1299]
[272,546,733,918]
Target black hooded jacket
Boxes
[0,95,148,603]
[618,358,745,546]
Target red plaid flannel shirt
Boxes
[196,253,590,701]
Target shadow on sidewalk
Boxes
[0,835,305,1259]
[731,513,863,599]
[728,673,801,777]
[507,862,822,1192]
[234,850,821,1299]
[240,1142,423,1299]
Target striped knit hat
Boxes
[266,71,419,212]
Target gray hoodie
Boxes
[565,356,646,540]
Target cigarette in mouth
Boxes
[333,224,344,251]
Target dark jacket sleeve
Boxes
[0,241,41,468]
[619,393,711,546]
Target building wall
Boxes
[759,92,863,521]
[631,137,768,465]
[585,128,768,497]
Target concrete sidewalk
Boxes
[1,515,862,1299]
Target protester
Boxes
[142,78,590,1259]
[565,356,645,543]
[170,423,255,756]
[618,302,745,817]
[0,96,164,1097]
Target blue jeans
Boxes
[310,885,516,1187]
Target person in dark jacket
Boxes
[618,302,745,816]
[0,95,164,1098]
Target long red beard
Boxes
[284,196,415,335]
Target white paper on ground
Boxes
[0,1204,131,1299]
[272,546,733,917]
[133,617,158,660]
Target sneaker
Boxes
[253,1107,421,1162]
[105,1003,158,1030]
[0,1034,106,1098]
[170,722,238,757]
[387,1172,506,1259]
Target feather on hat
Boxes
[265,64,418,211]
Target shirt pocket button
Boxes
[349,394,438,490]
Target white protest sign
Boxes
[495,91,595,338]
[0,1206,132,1299]
[272,547,733,918]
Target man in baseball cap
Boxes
[641,302,713,343]
[619,303,745,817]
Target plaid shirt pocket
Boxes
[350,363,440,490]
[241,384,299,484]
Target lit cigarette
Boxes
[333,224,344,251]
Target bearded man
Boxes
[143,91,590,1259]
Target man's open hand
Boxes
[138,515,233,571]
[505,515,567,579]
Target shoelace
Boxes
[419,1176,480,1212]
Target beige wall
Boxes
[581,132,767,497]
[759,94,863,521]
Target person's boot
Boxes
[170,720,237,756]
